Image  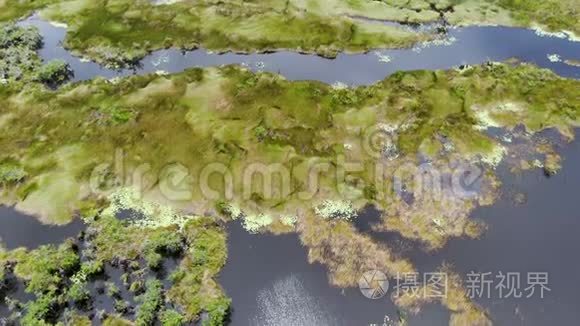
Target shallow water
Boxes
[17,15,580,86]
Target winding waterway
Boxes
[2,13,580,326]
[16,14,580,85]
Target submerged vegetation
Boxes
[0,209,229,325]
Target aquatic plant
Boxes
[314,200,357,220]
[103,187,195,230]
[242,213,274,233]
[547,53,562,62]
[135,279,164,326]
[0,23,43,82]
[160,309,185,326]
[0,162,27,185]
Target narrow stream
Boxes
[17,14,580,86]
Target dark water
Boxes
[419,135,580,326]
[221,133,580,326]
[4,13,580,326]
[220,222,415,326]
[17,15,580,86]
[0,206,84,250]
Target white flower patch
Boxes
[102,187,195,229]
[480,144,507,168]
[473,110,500,130]
[243,214,273,233]
[49,21,68,29]
[151,54,169,67]
[412,36,457,53]
[533,26,580,42]
[374,51,392,63]
[331,81,348,90]
[155,70,169,76]
[547,54,562,63]
[152,0,183,6]
[280,215,298,226]
[314,200,357,220]
[442,141,455,152]
[377,123,399,133]
[501,134,513,143]
[497,102,523,112]
[224,203,242,219]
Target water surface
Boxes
[17,15,580,86]
[0,206,84,250]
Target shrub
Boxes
[160,309,184,326]
[35,60,72,84]
[135,279,163,326]
[67,282,90,304]
[0,162,27,184]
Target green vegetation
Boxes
[496,0,579,33]
[36,0,428,67]
[167,218,230,322]
[0,62,576,228]
[135,279,163,325]
[0,1,576,67]
[0,23,72,85]
[0,23,42,81]
[0,160,27,185]
[35,59,72,84]
[160,309,185,326]
[0,211,229,325]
